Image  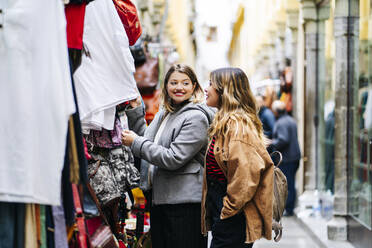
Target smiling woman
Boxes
[167,71,195,104]
[161,64,205,112]
[121,64,215,248]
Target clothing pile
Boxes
[0,0,142,247]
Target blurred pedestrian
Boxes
[263,85,277,111]
[279,58,293,115]
[203,67,274,248]
[121,64,214,248]
[271,100,301,216]
[256,95,276,139]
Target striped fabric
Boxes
[206,137,227,182]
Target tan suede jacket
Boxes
[201,121,274,243]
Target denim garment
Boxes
[46,206,55,248]
[279,161,299,215]
[0,202,25,248]
[258,106,276,139]
[272,114,301,163]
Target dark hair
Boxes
[161,64,204,112]
[285,58,291,67]
[277,109,286,116]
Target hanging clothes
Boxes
[52,205,69,248]
[87,116,123,149]
[46,206,56,248]
[39,205,47,248]
[73,0,139,132]
[25,204,38,248]
[0,0,75,205]
[65,3,86,50]
[81,107,117,132]
[0,202,25,248]
[65,3,87,72]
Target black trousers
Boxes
[207,179,253,248]
[150,203,207,248]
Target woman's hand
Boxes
[129,96,142,109]
[121,130,138,146]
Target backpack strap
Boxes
[272,220,283,242]
[270,151,283,167]
[270,151,283,218]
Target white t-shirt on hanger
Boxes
[74,0,139,131]
[0,0,75,205]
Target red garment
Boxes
[118,240,127,248]
[206,137,227,182]
[85,216,102,236]
[142,90,161,124]
[65,4,86,49]
[83,137,91,160]
[112,0,142,46]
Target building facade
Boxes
[134,0,197,66]
[228,0,372,247]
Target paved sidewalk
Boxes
[254,216,323,248]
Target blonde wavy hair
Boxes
[161,64,204,113]
[208,67,265,141]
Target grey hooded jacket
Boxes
[126,102,215,205]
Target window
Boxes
[349,0,372,228]
[318,0,336,194]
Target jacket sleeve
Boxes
[125,105,147,136]
[130,111,209,171]
[221,140,266,219]
[272,123,289,150]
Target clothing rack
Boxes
[147,43,176,56]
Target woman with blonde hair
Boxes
[202,67,274,247]
[122,64,214,248]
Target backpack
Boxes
[270,151,288,242]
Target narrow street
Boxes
[254,217,321,248]
[1,0,371,247]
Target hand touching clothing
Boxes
[121,130,137,146]
[129,96,142,109]
[121,96,142,146]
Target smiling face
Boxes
[205,81,220,108]
[166,71,196,105]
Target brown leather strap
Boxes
[72,183,88,248]
[85,182,110,226]
[88,160,101,179]
[69,117,80,184]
